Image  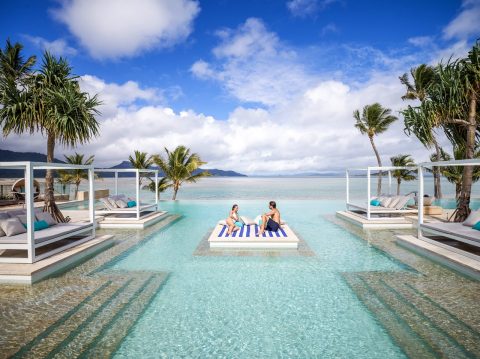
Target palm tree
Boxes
[58,153,96,199]
[400,64,443,199]
[419,42,480,221]
[0,39,36,89]
[0,48,101,221]
[390,154,416,195]
[145,177,171,200]
[152,146,211,200]
[353,103,398,195]
[128,150,154,186]
[439,146,480,202]
[57,171,73,195]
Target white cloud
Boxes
[287,0,339,17]
[407,36,433,47]
[191,18,314,106]
[0,73,434,174]
[78,75,165,118]
[51,0,200,59]
[23,35,77,56]
[320,23,339,36]
[443,0,480,40]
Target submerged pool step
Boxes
[78,272,167,358]
[361,275,475,359]
[342,273,434,359]
[46,274,154,358]
[11,280,121,359]
[382,279,480,358]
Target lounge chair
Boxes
[0,208,94,262]
[347,194,418,216]
[420,222,480,248]
[96,194,157,219]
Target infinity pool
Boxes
[100,200,409,358]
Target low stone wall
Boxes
[77,189,109,201]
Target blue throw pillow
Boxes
[234,221,243,228]
[127,200,137,208]
[23,220,50,231]
[370,199,381,206]
[35,220,49,231]
[473,221,480,231]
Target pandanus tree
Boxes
[402,41,480,221]
[390,154,416,195]
[353,103,398,196]
[57,153,96,199]
[128,150,154,186]
[400,64,442,198]
[152,145,210,200]
[0,43,101,221]
[438,146,480,202]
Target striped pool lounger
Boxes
[218,224,287,238]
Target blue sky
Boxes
[1,0,479,173]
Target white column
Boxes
[114,171,118,195]
[367,168,371,220]
[388,170,392,195]
[136,170,140,220]
[345,169,349,209]
[88,167,96,237]
[155,171,159,207]
[418,166,424,238]
[25,163,35,263]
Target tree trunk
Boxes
[432,138,443,199]
[455,92,477,222]
[43,132,66,222]
[74,181,80,200]
[397,178,401,195]
[369,135,382,196]
[455,183,462,201]
[172,182,179,200]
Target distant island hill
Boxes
[0,149,247,178]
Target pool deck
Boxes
[0,234,115,284]
[336,210,414,229]
[208,223,300,249]
[98,210,168,229]
[396,234,480,280]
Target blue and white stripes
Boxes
[218,224,287,238]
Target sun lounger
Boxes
[96,194,157,218]
[347,194,417,216]
[420,222,480,248]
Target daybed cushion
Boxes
[394,196,411,210]
[116,199,128,208]
[0,222,92,245]
[0,218,27,237]
[7,209,26,217]
[463,210,480,227]
[380,197,393,207]
[107,197,119,208]
[16,214,28,225]
[36,211,57,226]
[387,196,401,208]
[422,223,480,243]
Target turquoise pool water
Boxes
[105,200,409,358]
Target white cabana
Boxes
[417,159,480,249]
[346,166,419,220]
[0,162,96,264]
[94,168,159,220]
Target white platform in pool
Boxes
[208,223,299,249]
